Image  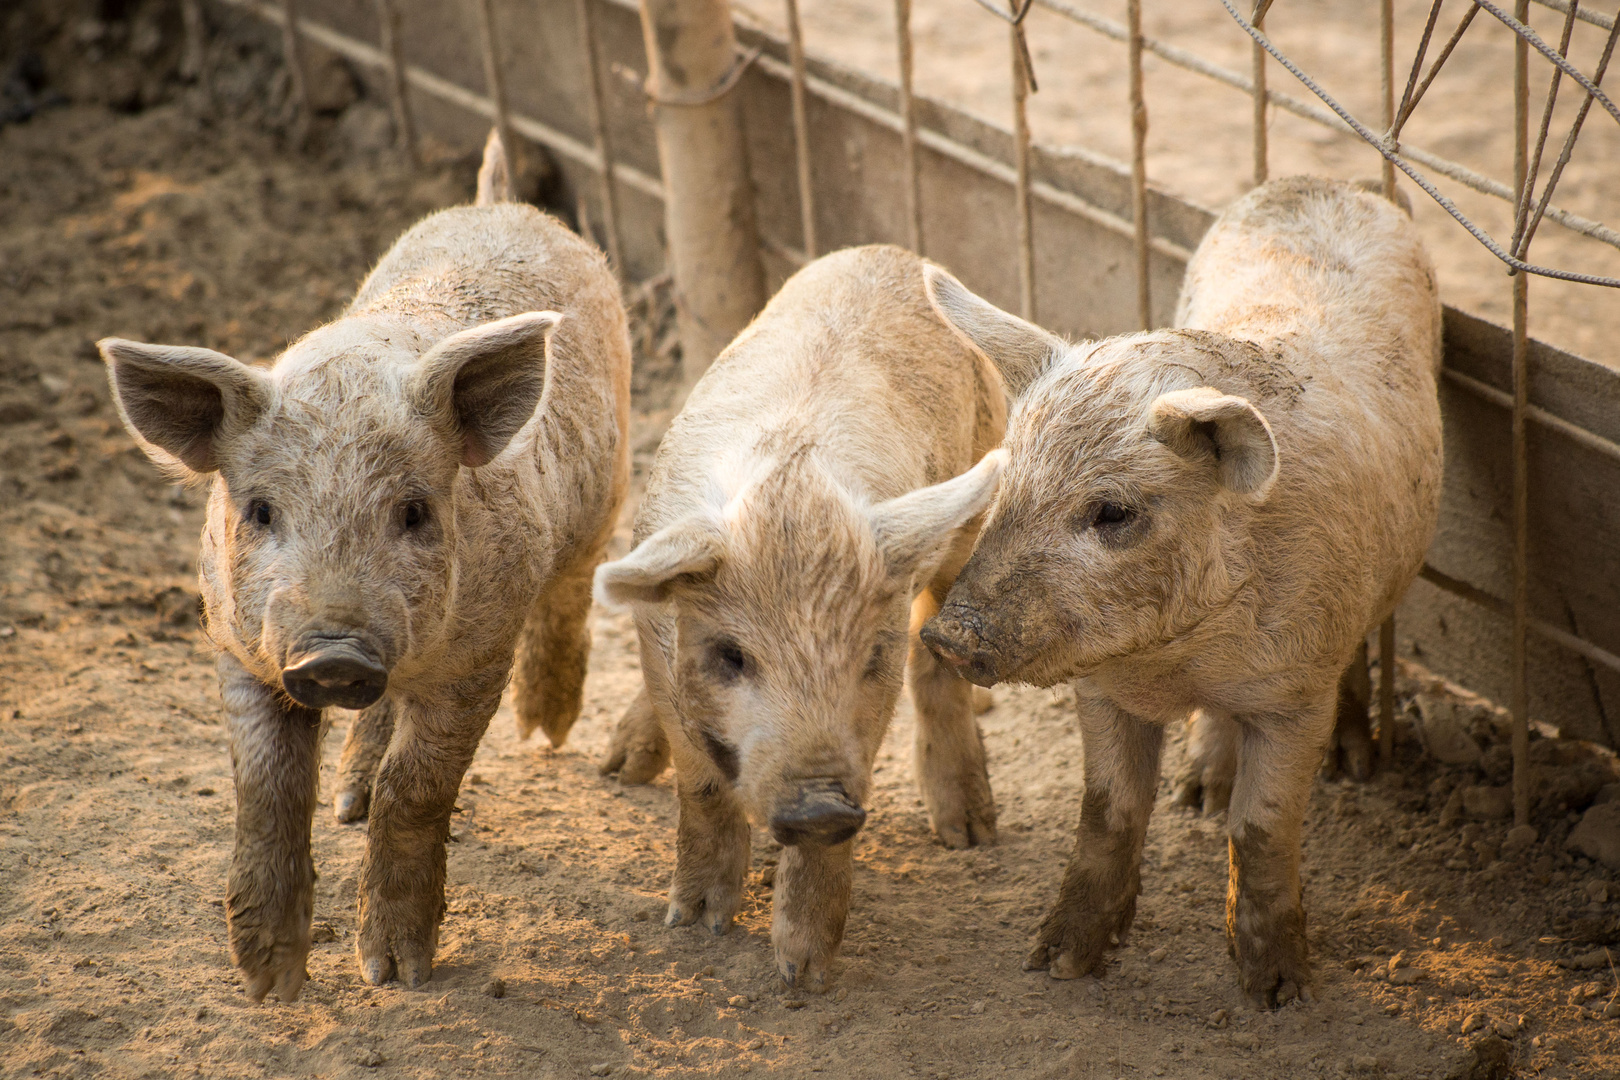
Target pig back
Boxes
[639,244,1006,540]
[1176,178,1443,656]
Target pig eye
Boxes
[402,501,430,530]
[247,499,273,527]
[710,639,750,682]
[1093,502,1135,528]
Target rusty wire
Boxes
[1511,0,1532,828]
[895,0,925,253]
[374,0,419,168]
[574,0,624,274]
[1127,0,1150,330]
[784,0,818,259]
[473,0,517,179]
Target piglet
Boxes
[595,245,1007,990]
[922,177,1442,1005]
[100,132,630,999]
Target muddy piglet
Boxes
[100,132,630,1000]
[922,178,1442,1005]
[595,245,1006,990]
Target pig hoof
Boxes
[1172,769,1232,816]
[334,787,370,824]
[1323,722,1374,783]
[603,739,670,786]
[397,951,433,990]
[360,954,396,986]
[1234,927,1311,1009]
[665,892,739,935]
[243,963,305,1003]
[1024,902,1131,979]
[775,951,829,993]
[599,691,670,785]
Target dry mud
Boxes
[3,17,1620,1080]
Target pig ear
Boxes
[923,264,1066,397]
[594,518,726,608]
[1146,387,1278,497]
[100,338,271,475]
[869,449,1006,585]
[411,311,562,468]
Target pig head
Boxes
[919,268,1278,697]
[101,310,562,709]
[598,447,1006,845]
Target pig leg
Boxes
[1026,686,1163,979]
[772,839,854,992]
[1225,699,1335,1007]
[511,554,597,747]
[334,699,394,824]
[909,529,997,849]
[1172,709,1239,815]
[909,585,996,848]
[218,653,325,1003]
[598,684,671,785]
[665,735,750,935]
[356,667,504,988]
[1322,640,1373,782]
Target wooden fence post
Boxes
[638,0,767,382]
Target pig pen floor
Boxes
[3,97,1620,1080]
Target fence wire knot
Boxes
[973,0,1040,92]
[645,45,764,107]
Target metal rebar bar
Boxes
[1512,2,1578,255]
[278,0,311,142]
[785,0,818,259]
[1010,4,1035,322]
[1477,0,1620,126]
[575,0,625,273]
[474,0,518,182]
[1223,0,1620,285]
[1511,0,1533,831]
[1375,0,1399,760]
[374,0,419,168]
[1251,2,1269,187]
[1534,0,1616,29]
[895,0,924,253]
[1520,8,1620,256]
[1127,0,1150,329]
[1393,0,1446,141]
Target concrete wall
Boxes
[217,0,1620,747]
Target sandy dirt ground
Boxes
[4,6,1620,1080]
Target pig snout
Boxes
[770,780,867,847]
[281,636,388,710]
[920,603,1005,688]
